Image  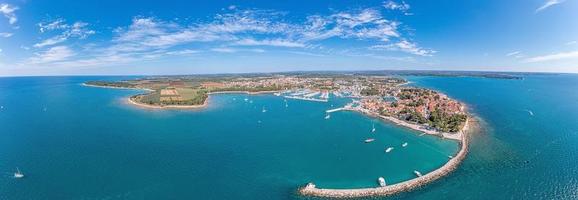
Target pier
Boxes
[283,95,328,102]
[326,108,345,113]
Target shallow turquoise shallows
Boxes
[1,74,577,199]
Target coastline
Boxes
[81,83,154,92]
[127,96,209,109]
[84,81,475,197]
[84,82,281,110]
[298,116,476,198]
[352,107,463,141]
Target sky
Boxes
[0,0,577,76]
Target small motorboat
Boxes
[325,114,330,119]
[385,147,394,153]
[364,138,375,143]
[378,177,386,187]
[413,170,422,177]
[402,142,408,147]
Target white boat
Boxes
[385,147,394,153]
[285,101,288,108]
[378,177,386,187]
[244,98,249,102]
[14,168,24,179]
[262,107,267,113]
[325,114,330,119]
[364,138,375,143]
[448,155,453,159]
[274,92,281,96]
[413,170,422,177]
[371,123,376,133]
[402,142,408,147]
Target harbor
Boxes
[299,116,473,198]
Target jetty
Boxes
[283,95,328,102]
[299,117,471,198]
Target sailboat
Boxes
[371,123,376,133]
[14,168,24,179]
[325,114,330,119]
[262,106,267,113]
[285,101,288,108]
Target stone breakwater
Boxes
[299,117,473,198]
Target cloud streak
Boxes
[535,0,564,13]
[34,19,95,48]
[525,51,578,62]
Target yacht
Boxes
[402,142,408,147]
[385,147,394,153]
[378,177,386,187]
[413,170,422,177]
[364,138,375,143]
[262,107,267,113]
[14,168,24,179]
[325,114,330,119]
[371,123,376,133]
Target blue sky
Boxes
[0,0,577,76]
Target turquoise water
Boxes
[3,74,578,199]
[0,76,458,199]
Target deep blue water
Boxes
[0,76,458,200]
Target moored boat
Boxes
[385,147,394,153]
[377,177,386,187]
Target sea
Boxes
[0,74,577,199]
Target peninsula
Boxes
[84,73,471,197]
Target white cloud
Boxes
[28,46,75,64]
[0,32,13,37]
[536,0,564,13]
[34,19,95,48]
[566,41,577,45]
[370,40,435,56]
[165,49,200,55]
[211,47,237,53]
[0,3,18,25]
[210,47,264,53]
[301,8,401,42]
[383,1,412,15]
[506,51,520,56]
[22,5,431,68]
[525,51,578,62]
[233,38,305,47]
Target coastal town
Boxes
[86,74,467,134]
